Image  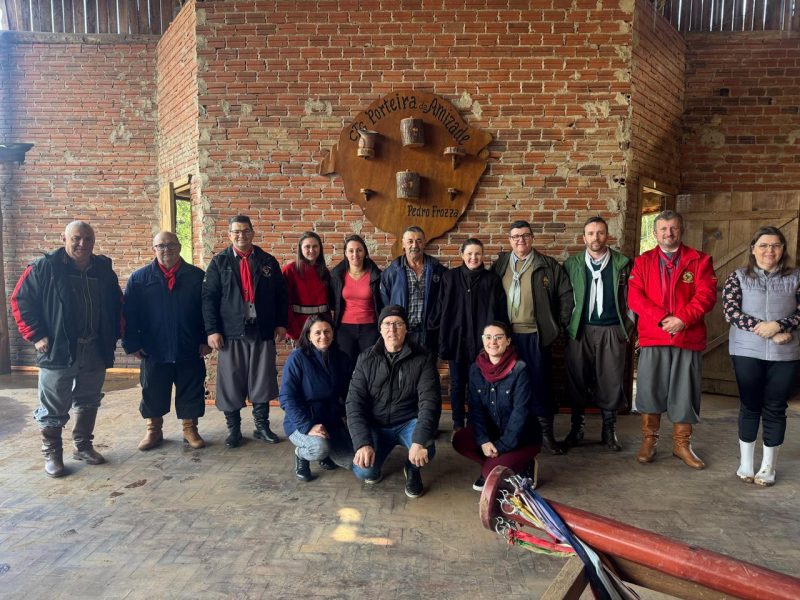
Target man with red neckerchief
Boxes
[202,215,288,448]
[123,231,209,451]
[628,210,717,469]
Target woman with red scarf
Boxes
[452,321,542,491]
[282,232,332,341]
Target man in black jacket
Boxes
[11,221,121,477]
[492,219,574,455]
[123,231,210,452]
[346,305,441,498]
[202,215,288,448]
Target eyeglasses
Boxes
[230,229,253,237]
[754,243,783,251]
[381,321,406,330]
[509,233,533,241]
[154,243,179,251]
[482,334,507,342]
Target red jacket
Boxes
[628,244,717,351]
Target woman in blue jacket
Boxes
[452,321,541,491]
[279,313,354,482]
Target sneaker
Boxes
[363,473,383,485]
[403,465,424,498]
[472,475,485,492]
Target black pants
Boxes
[140,356,206,419]
[336,322,379,367]
[566,324,628,413]
[512,332,552,418]
[732,356,799,446]
[448,360,470,427]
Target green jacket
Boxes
[492,250,574,348]
[563,249,635,341]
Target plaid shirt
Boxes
[405,262,425,329]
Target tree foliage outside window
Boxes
[176,200,193,264]
[639,213,658,254]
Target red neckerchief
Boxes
[476,347,517,383]
[657,246,681,313]
[233,247,254,303]
[157,260,181,292]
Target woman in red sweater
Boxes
[282,232,332,341]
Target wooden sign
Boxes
[319,90,493,255]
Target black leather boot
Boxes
[318,457,337,470]
[41,426,65,477]
[601,409,622,451]
[224,410,243,448]
[72,408,106,464]
[537,416,565,455]
[294,449,314,482]
[563,413,585,447]
[252,403,280,444]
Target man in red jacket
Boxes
[628,210,717,469]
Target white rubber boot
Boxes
[736,440,755,483]
[754,445,780,487]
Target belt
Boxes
[77,336,97,344]
[291,304,329,315]
[244,319,257,326]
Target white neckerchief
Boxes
[508,252,533,319]
[585,250,610,317]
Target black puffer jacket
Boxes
[346,338,441,450]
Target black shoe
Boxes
[224,410,243,448]
[294,451,315,482]
[564,416,585,447]
[252,404,280,444]
[318,457,337,470]
[403,465,424,498]
[538,417,565,455]
[602,425,622,451]
[253,425,280,444]
[472,475,485,492]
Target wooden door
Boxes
[678,191,800,395]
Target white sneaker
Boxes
[754,444,780,487]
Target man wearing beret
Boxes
[346,305,442,498]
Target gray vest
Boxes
[728,267,800,361]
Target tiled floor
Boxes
[0,372,797,599]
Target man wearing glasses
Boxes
[11,221,121,477]
[202,215,288,448]
[629,210,716,469]
[346,306,441,498]
[123,231,210,451]
[492,219,574,455]
[380,226,447,351]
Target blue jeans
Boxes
[352,418,436,481]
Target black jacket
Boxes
[431,265,508,362]
[491,250,574,347]
[202,245,288,340]
[122,259,206,362]
[329,258,383,328]
[346,338,441,450]
[11,248,121,369]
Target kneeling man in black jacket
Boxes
[346,305,441,498]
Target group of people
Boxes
[10,211,799,494]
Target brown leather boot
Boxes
[636,413,661,464]
[672,423,705,469]
[138,417,164,451]
[182,419,205,449]
[41,426,65,477]
[72,408,106,464]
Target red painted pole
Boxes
[480,466,800,600]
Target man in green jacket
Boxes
[492,219,574,454]
[563,217,635,451]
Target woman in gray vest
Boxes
[723,226,800,486]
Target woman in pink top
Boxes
[330,234,384,367]
[282,232,332,341]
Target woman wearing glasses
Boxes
[432,238,507,435]
[723,226,800,487]
[279,313,354,482]
[330,234,383,367]
[282,232,332,341]
[452,321,541,491]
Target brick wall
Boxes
[0,33,159,367]
[682,32,800,193]
[195,0,635,268]
[627,0,685,254]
